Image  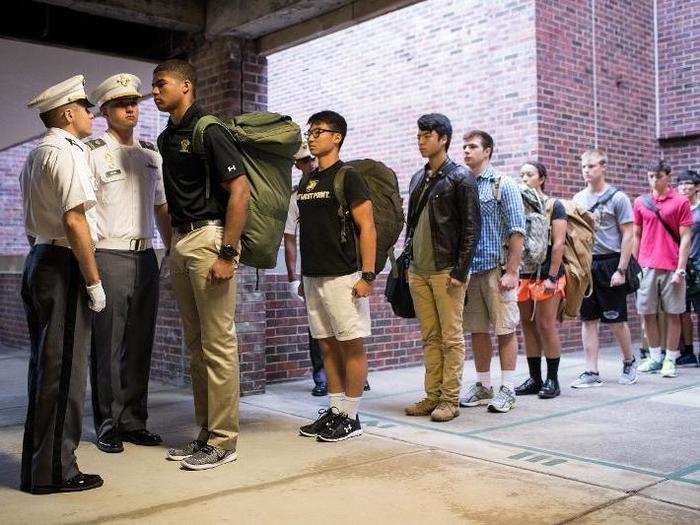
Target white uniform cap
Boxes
[293,141,312,160]
[90,73,142,108]
[27,75,93,113]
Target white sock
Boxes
[666,350,680,361]
[329,392,345,411]
[501,370,516,391]
[476,372,491,388]
[344,396,361,419]
[649,347,663,362]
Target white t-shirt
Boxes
[284,190,299,235]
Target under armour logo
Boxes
[227,165,236,172]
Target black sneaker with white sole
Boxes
[316,413,362,442]
[299,407,341,437]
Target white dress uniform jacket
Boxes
[19,127,98,244]
[87,132,166,242]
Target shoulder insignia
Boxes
[139,140,156,151]
[86,138,106,150]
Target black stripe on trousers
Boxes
[51,258,79,484]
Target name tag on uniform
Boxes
[101,169,124,182]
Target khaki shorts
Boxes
[636,267,686,315]
[463,268,520,335]
[303,272,371,341]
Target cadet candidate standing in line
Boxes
[152,59,250,471]
[86,74,172,454]
[19,75,106,494]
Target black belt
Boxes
[592,252,620,261]
[175,220,223,236]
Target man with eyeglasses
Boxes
[634,161,693,378]
[296,110,376,442]
[571,149,637,388]
[86,74,172,455]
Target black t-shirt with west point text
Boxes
[298,160,370,277]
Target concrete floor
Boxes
[0,347,698,524]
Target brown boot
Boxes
[430,401,460,422]
[404,398,439,416]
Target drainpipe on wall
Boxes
[653,0,661,140]
[591,0,598,148]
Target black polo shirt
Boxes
[298,160,370,277]
[158,103,246,227]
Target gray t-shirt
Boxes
[573,185,633,255]
[690,204,700,262]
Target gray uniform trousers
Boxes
[20,245,91,491]
[90,248,159,438]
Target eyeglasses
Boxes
[304,128,339,139]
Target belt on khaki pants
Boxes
[96,238,153,251]
[175,220,223,236]
[34,236,72,248]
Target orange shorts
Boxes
[517,276,566,303]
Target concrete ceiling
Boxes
[0,39,157,151]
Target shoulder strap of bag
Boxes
[588,186,619,213]
[642,194,680,246]
[407,172,439,237]
[192,115,232,201]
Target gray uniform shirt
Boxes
[573,185,633,255]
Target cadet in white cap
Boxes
[19,75,106,494]
[86,73,172,454]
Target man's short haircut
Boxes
[581,148,607,165]
[153,59,197,91]
[39,100,86,129]
[463,129,494,159]
[648,159,671,175]
[308,110,347,148]
[417,113,453,151]
[677,169,700,184]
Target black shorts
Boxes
[686,295,700,314]
[579,253,629,323]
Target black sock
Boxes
[546,357,560,381]
[527,357,542,384]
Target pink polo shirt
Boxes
[633,188,692,271]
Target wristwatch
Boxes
[546,274,558,283]
[361,271,376,283]
[218,244,239,261]
[615,267,626,275]
[676,268,687,277]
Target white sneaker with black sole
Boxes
[316,413,362,442]
[180,444,238,470]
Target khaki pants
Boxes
[170,225,239,450]
[408,270,467,405]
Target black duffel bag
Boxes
[687,258,700,297]
[384,249,415,318]
[625,255,642,294]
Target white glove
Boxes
[288,279,302,301]
[86,281,106,312]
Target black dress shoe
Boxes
[538,379,561,399]
[311,383,328,396]
[120,428,163,446]
[29,473,104,494]
[97,430,124,453]
[514,377,542,396]
[364,381,371,391]
[676,353,699,367]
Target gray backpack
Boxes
[491,175,549,274]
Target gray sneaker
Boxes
[180,444,238,471]
[459,382,494,407]
[571,371,603,389]
[487,386,516,413]
[166,439,206,461]
[618,358,638,385]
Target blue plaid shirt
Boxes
[469,164,526,274]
